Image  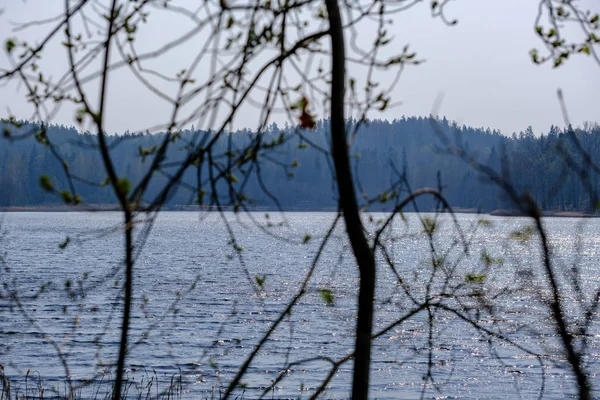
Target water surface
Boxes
[1,212,599,399]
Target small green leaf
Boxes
[255,275,266,288]
[579,44,591,55]
[422,216,436,234]
[61,190,74,204]
[553,55,564,68]
[510,225,534,241]
[529,48,540,63]
[39,175,54,192]
[465,273,486,284]
[35,130,49,146]
[481,251,503,267]
[138,145,157,162]
[319,288,334,305]
[116,178,132,196]
[5,39,15,53]
[478,218,491,227]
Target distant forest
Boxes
[1,117,599,212]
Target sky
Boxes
[0,0,598,136]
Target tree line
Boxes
[1,117,598,212]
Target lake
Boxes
[1,211,599,399]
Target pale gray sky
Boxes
[0,0,598,135]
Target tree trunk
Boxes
[113,209,134,400]
[325,1,377,398]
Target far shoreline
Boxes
[0,205,597,217]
